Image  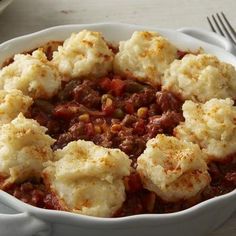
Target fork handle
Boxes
[177,27,235,55]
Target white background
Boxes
[0,0,236,235]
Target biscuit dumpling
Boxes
[43,140,131,217]
[52,30,114,80]
[0,114,55,187]
[137,134,210,202]
[174,98,236,161]
[114,31,177,86]
[0,89,32,125]
[0,49,61,99]
[162,54,236,102]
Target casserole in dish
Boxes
[0,23,236,236]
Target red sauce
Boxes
[28,75,184,163]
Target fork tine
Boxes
[207,17,216,33]
[212,14,225,37]
[207,13,236,45]
[216,13,236,44]
[221,12,236,39]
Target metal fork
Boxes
[207,12,236,45]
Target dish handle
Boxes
[0,212,51,236]
[177,27,236,55]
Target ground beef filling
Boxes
[28,75,183,162]
[4,74,236,216]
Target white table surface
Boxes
[0,0,236,235]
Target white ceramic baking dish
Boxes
[0,23,236,236]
